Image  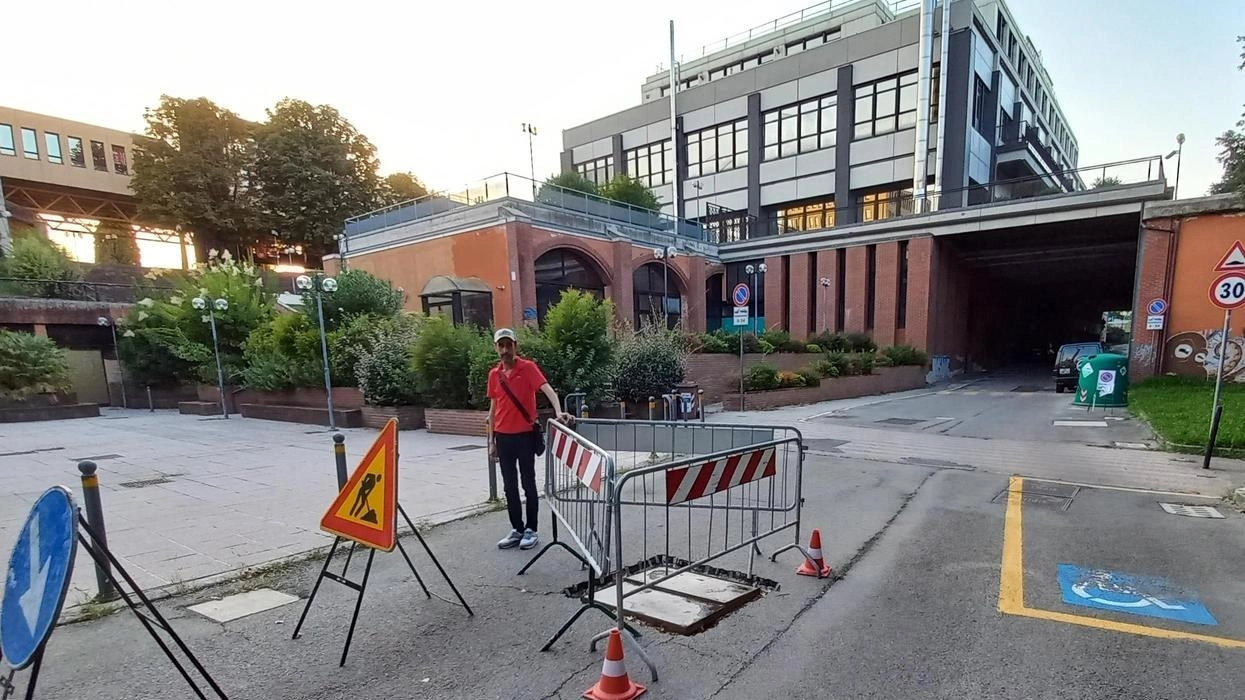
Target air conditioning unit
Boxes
[773,45,786,58]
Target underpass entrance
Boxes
[938,212,1140,372]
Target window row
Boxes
[656,26,843,97]
[625,140,672,188]
[764,94,836,160]
[0,123,129,174]
[574,156,614,187]
[686,119,748,178]
[995,12,1075,165]
[777,198,836,234]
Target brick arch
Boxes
[632,257,689,295]
[528,240,614,288]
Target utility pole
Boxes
[521,123,538,198]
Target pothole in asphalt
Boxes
[448,444,486,452]
[565,556,779,636]
[900,456,971,470]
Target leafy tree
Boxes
[356,314,422,406]
[542,171,599,196]
[1092,176,1123,188]
[118,254,276,385]
[378,172,429,207]
[253,99,382,258]
[610,328,686,403]
[93,220,141,266]
[0,236,83,298]
[130,96,261,262]
[1212,36,1245,198]
[410,316,478,409]
[519,290,616,404]
[599,174,661,211]
[300,269,404,332]
[0,331,72,399]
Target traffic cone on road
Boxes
[796,529,832,578]
[583,628,646,700]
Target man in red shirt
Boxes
[487,328,572,550]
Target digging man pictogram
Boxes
[350,473,381,524]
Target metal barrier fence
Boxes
[573,419,812,679]
[519,420,635,650]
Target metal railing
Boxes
[343,172,710,242]
[654,0,921,71]
[0,277,174,303]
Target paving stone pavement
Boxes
[0,409,492,607]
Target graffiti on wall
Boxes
[1165,330,1245,381]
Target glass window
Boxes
[763,93,835,160]
[21,128,38,159]
[0,124,14,156]
[112,145,128,174]
[91,140,107,170]
[67,136,85,166]
[971,77,988,134]
[860,187,914,222]
[686,119,746,177]
[854,71,917,138]
[574,155,614,187]
[777,198,835,234]
[624,140,671,188]
[44,132,63,164]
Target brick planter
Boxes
[686,353,822,404]
[361,405,426,430]
[724,366,927,410]
[425,408,490,436]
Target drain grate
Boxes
[1159,503,1224,519]
[876,417,922,426]
[119,477,173,489]
[70,453,122,462]
[448,444,486,452]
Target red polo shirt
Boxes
[488,357,547,435]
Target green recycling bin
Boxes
[1071,352,1129,408]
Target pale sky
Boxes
[7,0,1244,200]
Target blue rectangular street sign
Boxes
[1057,564,1217,626]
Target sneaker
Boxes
[497,529,523,549]
[519,529,539,550]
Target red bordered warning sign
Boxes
[320,418,398,551]
[1214,240,1245,272]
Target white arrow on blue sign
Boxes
[1,487,78,670]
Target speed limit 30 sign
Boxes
[1209,272,1245,309]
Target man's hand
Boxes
[556,411,575,426]
[488,440,497,464]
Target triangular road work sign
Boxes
[1215,241,1245,272]
[320,418,398,551]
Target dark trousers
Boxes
[496,432,539,532]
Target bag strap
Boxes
[496,366,535,426]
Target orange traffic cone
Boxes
[796,529,832,578]
[583,628,646,700]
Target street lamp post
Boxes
[521,123,538,199]
[297,274,339,430]
[192,296,229,418]
[1165,130,1185,199]
[97,317,127,409]
[745,263,768,335]
[818,277,832,333]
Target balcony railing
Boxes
[0,277,174,303]
[344,172,710,242]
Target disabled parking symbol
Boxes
[1057,564,1217,626]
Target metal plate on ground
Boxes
[992,488,1075,511]
[188,588,300,622]
[876,417,923,426]
[602,568,761,635]
[448,444,486,452]
[1019,481,1081,499]
[1011,385,1042,393]
[1159,503,1225,519]
[118,477,173,489]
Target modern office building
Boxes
[562,0,1082,233]
[334,0,1170,374]
[0,105,189,268]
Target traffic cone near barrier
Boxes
[796,529,832,578]
[583,628,646,700]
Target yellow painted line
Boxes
[998,476,1245,650]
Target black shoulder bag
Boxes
[497,372,546,457]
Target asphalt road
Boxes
[811,370,1154,447]
[26,452,1245,699]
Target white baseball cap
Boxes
[493,328,517,343]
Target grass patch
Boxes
[1130,376,1245,449]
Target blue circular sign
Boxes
[1147,298,1167,316]
[2,487,78,670]
[732,283,750,307]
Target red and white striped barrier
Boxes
[551,422,605,494]
[663,446,776,505]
